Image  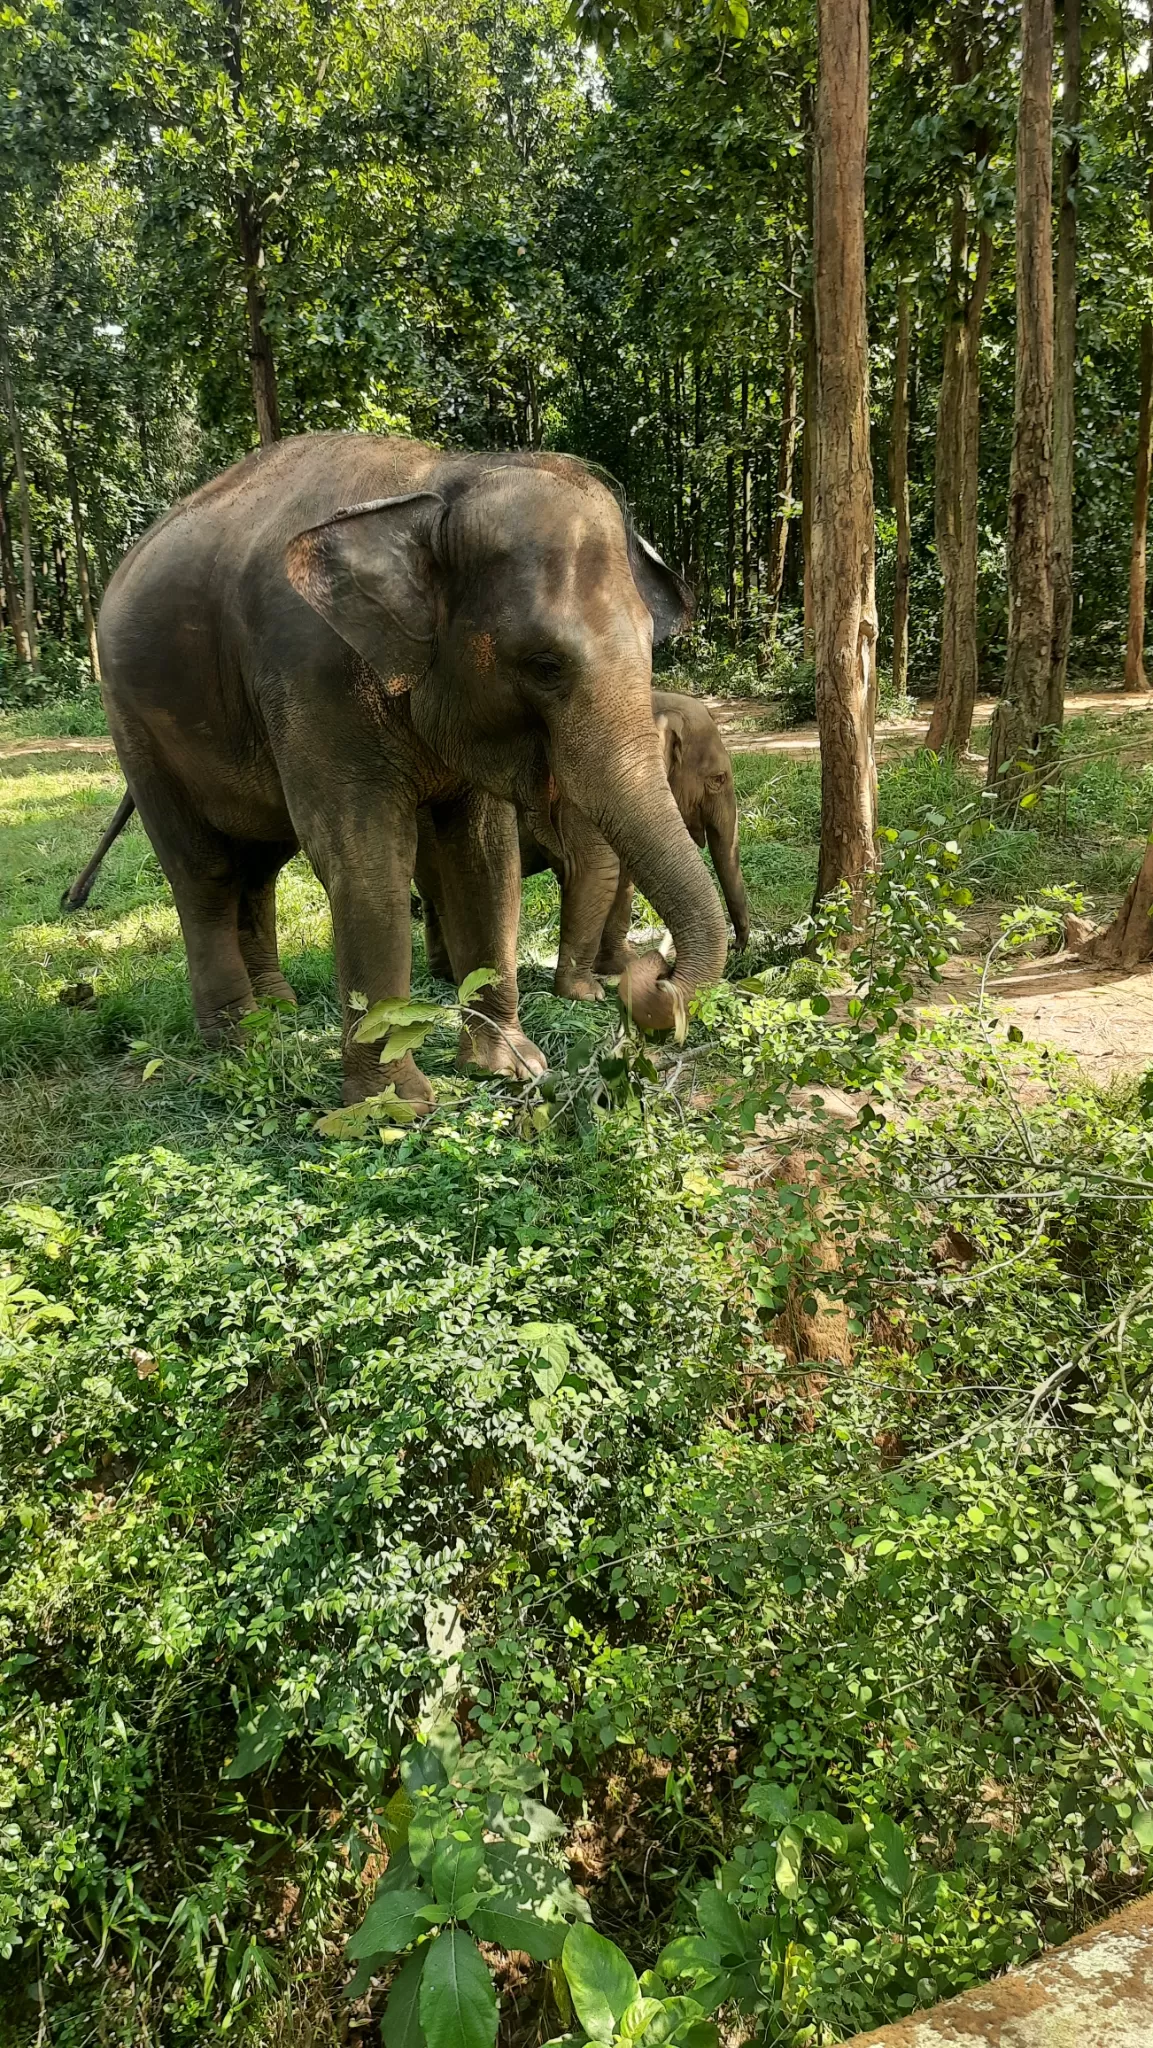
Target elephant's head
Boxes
[285,453,727,1029]
[654,695,751,953]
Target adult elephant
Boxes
[416,691,751,1001]
[89,435,727,1103]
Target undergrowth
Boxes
[2,714,1153,2044]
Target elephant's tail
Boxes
[61,789,137,912]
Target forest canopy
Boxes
[1,0,1150,694]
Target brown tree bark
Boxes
[0,322,38,666]
[926,202,994,753]
[0,467,31,665]
[235,192,282,447]
[63,441,101,682]
[1077,829,1153,967]
[762,261,799,653]
[1050,0,1080,727]
[889,284,912,702]
[1126,321,1153,689]
[987,0,1056,809]
[812,0,879,911]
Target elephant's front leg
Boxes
[428,791,547,1081]
[594,872,637,979]
[305,801,434,1108]
[553,807,623,1002]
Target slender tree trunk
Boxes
[1050,0,1080,727]
[988,0,1056,808]
[763,264,799,652]
[801,96,817,661]
[64,443,101,683]
[52,531,68,637]
[812,0,878,910]
[0,324,38,666]
[889,284,912,702]
[927,216,993,753]
[740,366,751,621]
[1126,321,1153,689]
[236,192,282,447]
[0,468,31,664]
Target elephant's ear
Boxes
[654,706,685,786]
[285,493,444,675]
[628,532,694,645]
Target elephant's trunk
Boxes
[706,795,751,952]
[556,719,728,1031]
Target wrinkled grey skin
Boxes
[95,434,727,1103]
[416,691,750,1001]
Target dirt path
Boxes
[705,688,1153,757]
[931,949,1153,1083]
[0,734,116,761]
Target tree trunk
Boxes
[0,467,31,664]
[926,203,993,754]
[64,444,101,683]
[740,366,751,621]
[889,284,912,702]
[1126,320,1153,689]
[987,0,1056,809]
[812,0,879,911]
[0,323,38,667]
[52,530,68,637]
[1077,830,1153,967]
[1050,0,1080,727]
[801,96,817,662]
[236,192,282,447]
[763,264,799,652]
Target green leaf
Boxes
[563,1924,639,2042]
[346,1888,429,1961]
[383,1789,415,1853]
[870,1814,912,1898]
[430,1831,485,1911]
[516,1321,576,1397]
[774,1826,805,1901]
[618,1995,665,2038]
[401,1741,450,1797]
[487,1794,567,1846]
[695,1889,754,1963]
[354,998,444,1045]
[656,1935,721,1978]
[222,1700,293,1779]
[419,1930,498,2048]
[382,1948,429,2047]
[742,1782,796,1826]
[459,966,502,1002]
[379,1846,418,1894]
[1131,1808,1153,1852]
[378,1021,440,1064]
[315,1086,424,1137]
[799,1811,849,1859]
[469,1894,569,1960]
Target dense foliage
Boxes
[1,0,1150,694]
[2,716,1153,2042]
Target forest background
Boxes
[0,0,1149,710]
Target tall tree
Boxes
[1128,324,1153,688]
[987,0,1055,806]
[1050,0,1080,724]
[889,282,912,703]
[924,21,996,756]
[811,0,878,907]
[762,254,799,650]
[0,316,38,668]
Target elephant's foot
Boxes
[554,966,606,1003]
[342,1051,436,1111]
[457,1017,547,1083]
[250,970,297,1005]
[592,942,636,980]
[426,948,456,983]
[199,993,259,1046]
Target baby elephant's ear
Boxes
[285,492,444,677]
[628,532,695,645]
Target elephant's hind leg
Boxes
[237,844,298,1004]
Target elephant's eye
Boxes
[521,651,567,687]
[706,772,727,792]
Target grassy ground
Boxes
[3,699,1153,2047]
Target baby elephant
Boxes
[417,691,751,1002]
